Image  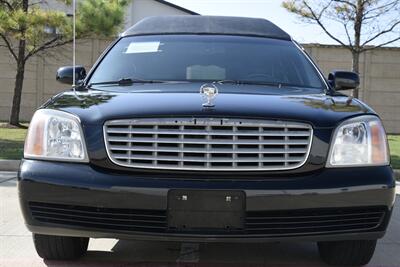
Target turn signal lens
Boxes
[327,115,389,167]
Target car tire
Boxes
[33,234,89,260]
[317,239,377,266]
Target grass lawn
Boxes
[0,124,27,160]
[388,135,400,169]
[0,125,399,169]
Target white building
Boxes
[126,0,198,27]
[40,0,199,30]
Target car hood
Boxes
[45,84,374,128]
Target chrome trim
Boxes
[292,40,330,93]
[104,118,313,171]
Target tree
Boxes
[0,0,129,126]
[282,0,400,98]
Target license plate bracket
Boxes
[167,190,245,231]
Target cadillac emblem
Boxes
[200,83,218,108]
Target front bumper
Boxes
[18,159,396,242]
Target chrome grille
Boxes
[104,118,313,171]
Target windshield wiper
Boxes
[88,78,164,87]
[215,80,243,85]
[216,80,308,88]
[216,80,285,87]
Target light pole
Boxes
[72,0,76,89]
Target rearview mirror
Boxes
[328,71,360,91]
[56,66,86,85]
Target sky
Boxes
[166,0,400,47]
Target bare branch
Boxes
[363,0,399,19]
[29,0,47,7]
[361,20,400,46]
[363,11,387,21]
[332,0,357,9]
[302,1,352,49]
[343,22,353,48]
[361,36,400,52]
[0,33,17,61]
[0,0,13,10]
[25,38,73,61]
[24,36,60,60]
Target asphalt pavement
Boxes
[1,171,399,267]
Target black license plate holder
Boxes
[168,190,245,231]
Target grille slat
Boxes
[246,222,379,230]
[108,146,308,154]
[29,204,165,218]
[245,223,380,233]
[107,128,311,137]
[107,137,310,145]
[31,210,166,224]
[104,118,312,171]
[246,216,382,226]
[246,211,385,221]
[33,216,167,230]
[112,155,305,162]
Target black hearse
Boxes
[19,16,395,266]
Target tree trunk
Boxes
[9,0,29,126]
[9,40,26,126]
[351,51,360,98]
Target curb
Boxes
[0,160,20,171]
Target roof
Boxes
[122,16,292,40]
[153,0,199,15]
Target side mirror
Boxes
[56,66,86,85]
[328,70,360,91]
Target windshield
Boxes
[89,35,326,91]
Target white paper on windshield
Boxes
[125,41,160,54]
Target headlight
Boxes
[24,109,88,162]
[326,115,389,167]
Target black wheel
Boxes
[318,240,377,266]
[33,234,89,260]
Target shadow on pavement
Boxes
[43,240,325,267]
[0,178,17,187]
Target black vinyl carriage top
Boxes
[122,15,292,40]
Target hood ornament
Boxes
[200,83,218,108]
